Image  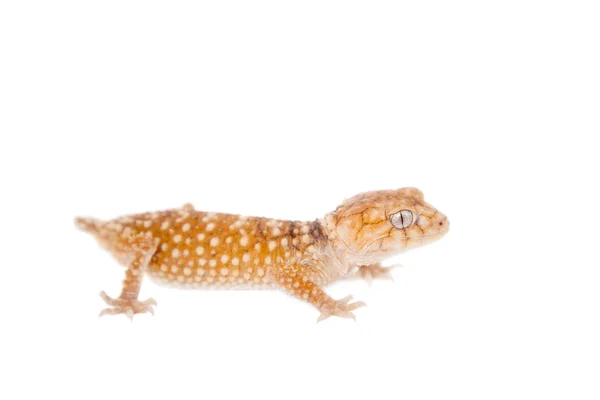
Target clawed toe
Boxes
[317,295,366,323]
[99,291,156,319]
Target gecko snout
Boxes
[417,210,449,237]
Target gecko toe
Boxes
[142,298,157,307]
[347,301,366,311]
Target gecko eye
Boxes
[390,210,414,229]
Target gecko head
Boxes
[325,188,449,264]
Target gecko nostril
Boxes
[439,221,444,226]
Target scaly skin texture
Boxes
[76,188,449,321]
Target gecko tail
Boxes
[74,216,104,234]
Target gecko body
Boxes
[76,187,449,321]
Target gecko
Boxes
[75,187,449,322]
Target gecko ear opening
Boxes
[397,187,424,201]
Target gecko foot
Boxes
[357,264,401,284]
[317,295,366,323]
[99,291,157,320]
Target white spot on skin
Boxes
[183,267,192,276]
[302,225,310,234]
[182,223,191,232]
[257,268,265,277]
[183,249,189,257]
[265,256,272,265]
[202,213,216,222]
[160,264,169,272]
[161,221,170,230]
[242,253,250,263]
[210,237,219,247]
[221,268,229,276]
[206,223,216,232]
[226,236,232,244]
[302,234,311,244]
[172,249,180,258]
[221,255,229,263]
[171,265,179,273]
[173,234,182,243]
[240,236,249,247]
[229,220,243,230]
[209,259,217,267]
[198,259,207,266]
[268,241,277,251]
[144,220,152,228]
[161,243,168,251]
[198,233,205,241]
[232,257,239,266]
[196,246,205,255]
[272,228,281,236]
[281,238,288,247]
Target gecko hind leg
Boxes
[99,234,158,320]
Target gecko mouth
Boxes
[360,230,446,252]
[389,229,450,248]
[408,224,450,239]
[407,232,447,239]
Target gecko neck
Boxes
[316,216,360,276]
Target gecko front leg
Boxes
[270,264,366,322]
[99,234,158,319]
[353,263,400,283]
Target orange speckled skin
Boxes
[76,188,449,321]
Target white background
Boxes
[1,1,598,399]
